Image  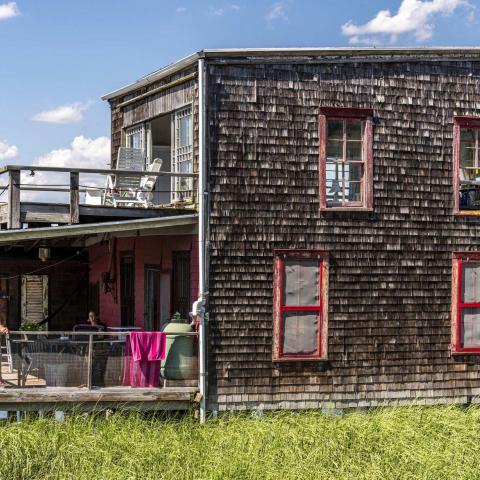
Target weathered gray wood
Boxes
[7,169,20,229]
[69,172,80,224]
[0,386,198,403]
[23,212,71,224]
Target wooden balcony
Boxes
[0,165,198,229]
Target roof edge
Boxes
[101,47,480,101]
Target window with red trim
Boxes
[454,117,480,215]
[452,253,480,353]
[319,107,373,211]
[273,250,329,361]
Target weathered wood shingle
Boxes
[206,56,480,411]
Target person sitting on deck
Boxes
[86,311,106,331]
[0,325,9,387]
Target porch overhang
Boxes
[0,214,198,247]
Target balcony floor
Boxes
[0,363,199,411]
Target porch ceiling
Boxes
[0,214,198,247]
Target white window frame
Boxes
[171,106,193,202]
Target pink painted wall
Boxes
[89,234,198,328]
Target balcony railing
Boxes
[0,165,198,229]
[5,330,198,390]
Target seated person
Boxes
[86,311,107,331]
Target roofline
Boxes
[101,47,480,101]
[0,214,198,245]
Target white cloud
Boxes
[0,140,19,161]
[32,101,94,124]
[21,136,110,202]
[342,0,472,44]
[176,6,187,13]
[0,2,20,21]
[265,2,288,22]
[210,4,241,16]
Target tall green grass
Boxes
[0,406,479,479]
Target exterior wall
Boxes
[206,56,480,411]
[108,65,200,173]
[89,235,198,328]
[0,252,88,330]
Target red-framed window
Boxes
[273,250,329,361]
[451,252,480,354]
[453,116,480,215]
[319,107,373,211]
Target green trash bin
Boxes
[161,321,197,380]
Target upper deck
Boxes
[0,164,197,230]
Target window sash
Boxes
[273,250,328,361]
[172,107,193,202]
[320,110,373,210]
[454,257,480,352]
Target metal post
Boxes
[86,334,93,390]
[69,171,80,224]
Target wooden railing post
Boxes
[7,169,20,229]
[69,171,79,224]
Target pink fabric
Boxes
[123,332,166,388]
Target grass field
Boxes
[0,405,479,479]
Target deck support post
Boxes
[69,172,80,224]
[86,334,93,390]
[7,169,20,230]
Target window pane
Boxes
[327,140,343,160]
[462,264,480,303]
[179,115,192,147]
[282,312,318,355]
[461,129,475,143]
[283,259,319,306]
[460,145,475,168]
[346,141,362,161]
[326,161,343,206]
[327,120,343,140]
[179,160,192,173]
[462,307,480,348]
[345,164,363,203]
[346,121,362,140]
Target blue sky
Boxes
[0,0,479,171]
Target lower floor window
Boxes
[273,250,329,361]
[452,252,480,353]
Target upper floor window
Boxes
[272,250,329,361]
[172,106,193,202]
[454,117,480,215]
[452,252,480,354]
[319,107,373,211]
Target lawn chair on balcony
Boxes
[103,147,145,207]
[137,158,163,207]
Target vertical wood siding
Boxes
[206,57,480,411]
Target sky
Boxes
[0,0,479,187]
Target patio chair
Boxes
[137,158,163,207]
[103,147,145,207]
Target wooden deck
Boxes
[0,202,196,227]
[0,363,199,411]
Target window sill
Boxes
[321,207,373,213]
[273,356,328,363]
[451,349,480,356]
[455,210,480,217]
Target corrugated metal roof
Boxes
[0,214,198,245]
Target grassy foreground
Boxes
[0,406,479,479]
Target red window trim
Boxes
[272,250,329,362]
[451,252,480,354]
[453,116,480,216]
[319,107,374,211]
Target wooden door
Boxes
[21,275,48,327]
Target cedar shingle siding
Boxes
[206,55,480,411]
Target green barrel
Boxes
[161,321,197,380]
